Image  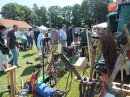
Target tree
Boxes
[21,6,32,23]
[0,1,112,28]
[79,0,93,27]
[1,3,32,23]
[87,0,112,24]
[29,12,38,27]
[48,6,62,28]
[31,4,47,26]
[39,6,48,26]
[1,3,19,20]
[71,4,81,27]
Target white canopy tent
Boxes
[39,25,48,31]
[93,22,107,28]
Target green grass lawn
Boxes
[0,44,126,97]
[0,44,85,97]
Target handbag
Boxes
[0,41,9,54]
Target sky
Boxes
[0,0,83,8]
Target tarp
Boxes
[117,3,130,33]
[93,22,107,28]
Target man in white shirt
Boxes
[37,29,46,63]
[60,24,67,47]
[37,30,45,55]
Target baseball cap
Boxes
[84,25,89,29]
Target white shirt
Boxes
[48,33,51,38]
[60,29,67,41]
[37,33,45,48]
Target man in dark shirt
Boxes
[79,25,90,57]
[0,26,5,45]
[7,25,20,67]
[66,25,74,46]
[34,27,40,52]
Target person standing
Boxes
[51,27,59,45]
[79,25,90,57]
[19,33,27,50]
[34,27,40,52]
[0,25,8,73]
[26,30,33,49]
[37,30,46,63]
[66,25,74,46]
[30,30,34,49]
[7,25,20,67]
[60,24,67,47]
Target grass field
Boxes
[0,44,85,97]
[0,44,129,97]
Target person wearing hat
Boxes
[59,24,67,47]
[79,25,90,57]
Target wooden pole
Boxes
[10,71,15,97]
[86,29,91,79]
[7,73,11,97]
[124,24,130,45]
[89,24,96,81]
[90,47,96,81]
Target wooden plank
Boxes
[124,24,130,46]
[4,66,17,73]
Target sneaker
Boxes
[8,62,13,66]
[17,65,22,68]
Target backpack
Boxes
[36,83,55,97]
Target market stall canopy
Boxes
[93,22,107,28]
[39,25,48,30]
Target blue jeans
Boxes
[60,40,66,47]
[22,39,27,47]
[27,36,33,46]
[9,47,19,66]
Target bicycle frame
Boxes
[99,74,106,97]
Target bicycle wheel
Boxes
[0,89,10,97]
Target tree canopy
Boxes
[0,0,112,28]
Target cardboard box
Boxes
[74,57,88,70]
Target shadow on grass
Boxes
[22,53,36,58]
[0,72,6,77]
[20,66,34,76]
[35,57,40,61]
